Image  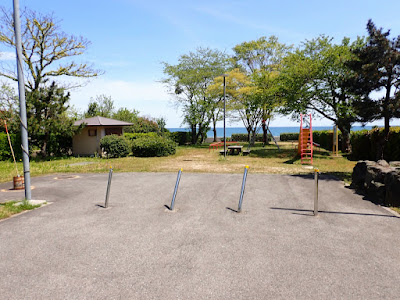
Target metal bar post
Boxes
[238,165,249,213]
[170,168,182,211]
[13,0,31,200]
[104,166,113,208]
[223,75,226,158]
[314,168,319,216]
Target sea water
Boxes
[167,126,374,138]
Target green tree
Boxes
[112,107,139,123]
[280,36,364,152]
[0,82,18,131]
[84,95,115,118]
[125,116,159,133]
[162,47,230,144]
[26,82,76,156]
[0,7,101,92]
[346,20,400,159]
[232,36,290,144]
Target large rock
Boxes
[351,160,400,206]
[385,171,400,207]
[351,161,375,189]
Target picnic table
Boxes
[227,145,243,155]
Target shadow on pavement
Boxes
[270,207,399,218]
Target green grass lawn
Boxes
[0,142,356,183]
[0,200,41,220]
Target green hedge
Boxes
[280,130,342,151]
[351,127,400,161]
[313,130,343,151]
[100,135,130,158]
[231,133,271,142]
[280,133,299,141]
[124,132,158,141]
[0,132,22,161]
[131,135,176,157]
[169,131,191,145]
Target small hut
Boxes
[72,116,133,156]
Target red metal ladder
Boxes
[298,114,313,165]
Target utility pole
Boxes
[13,0,31,200]
[222,74,228,158]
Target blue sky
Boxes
[1,0,400,127]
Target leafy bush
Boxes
[131,135,176,157]
[280,130,342,150]
[169,131,191,145]
[0,132,22,161]
[124,132,158,141]
[100,135,130,158]
[124,117,159,133]
[231,133,268,142]
[280,133,299,141]
[313,130,343,151]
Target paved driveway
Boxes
[0,172,399,299]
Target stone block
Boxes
[385,171,400,207]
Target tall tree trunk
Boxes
[262,119,267,146]
[377,113,391,160]
[212,117,217,142]
[337,123,351,153]
[41,133,49,157]
[191,124,197,144]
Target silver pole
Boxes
[223,75,226,158]
[13,0,31,200]
[238,165,249,213]
[104,167,113,208]
[314,169,319,216]
[170,168,182,211]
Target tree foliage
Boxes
[0,7,101,92]
[162,47,230,144]
[280,36,364,152]
[232,36,289,144]
[84,94,115,118]
[346,20,400,159]
[26,82,77,156]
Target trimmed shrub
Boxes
[100,135,130,158]
[124,132,158,141]
[280,132,299,141]
[169,131,191,145]
[131,135,176,157]
[313,130,343,151]
[350,127,400,161]
[231,133,268,142]
[280,130,343,151]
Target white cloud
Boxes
[0,51,16,61]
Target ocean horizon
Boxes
[167,126,375,138]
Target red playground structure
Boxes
[297,114,313,165]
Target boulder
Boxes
[351,161,374,189]
[377,160,390,167]
[351,160,400,206]
[385,171,400,207]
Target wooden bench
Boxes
[242,149,251,155]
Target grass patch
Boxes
[390,207,400,214]
[0,200,41,220]
[0,142,355,182]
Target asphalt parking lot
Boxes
[0,172,399,299]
